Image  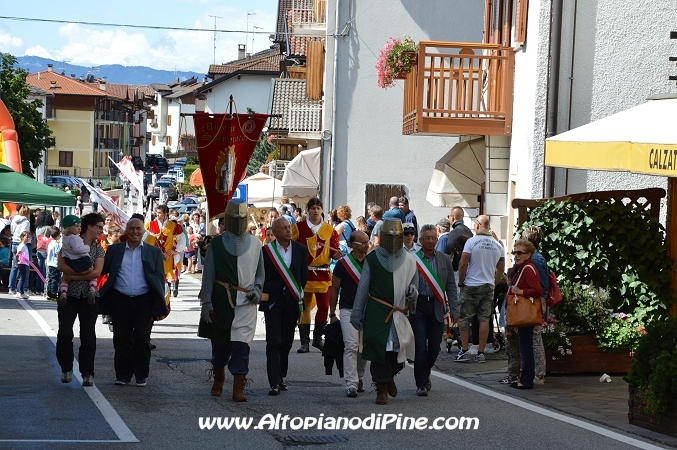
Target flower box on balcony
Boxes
[545,334,633,374]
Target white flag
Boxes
[83,180,130,229]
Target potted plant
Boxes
[625,317,677,437]
[542,280,639,372]
[375,35,417,89]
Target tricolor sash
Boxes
[265,241,304,309]
[340,253,363,284]
[414,251,446,309]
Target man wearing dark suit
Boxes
[411,224,458,396]
[260,217,308,396]
[100,218,167,387]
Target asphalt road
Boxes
[0,274,670,450]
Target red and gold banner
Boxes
[193,113,268,218]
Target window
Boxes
[152,135,157,146]
[514,0,529,47]
[167,115,172,126]
[166,136,172,146]
[59,151,73,167]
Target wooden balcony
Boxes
[403,41,514,136]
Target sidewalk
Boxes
[435,347,677,448]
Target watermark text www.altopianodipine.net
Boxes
[199,413,479,431]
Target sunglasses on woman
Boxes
[511,250,527,255]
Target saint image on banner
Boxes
[216,145,236,194]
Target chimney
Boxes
[71,74,76,78]
[99,80,107,91]
[238,44,246,60]
[50,81,57,90]
[246,53,251,59]
[47,64,53,72]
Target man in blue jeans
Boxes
[410,224,458,396]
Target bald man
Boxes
[99,219,167,386]
[455,215,504,364]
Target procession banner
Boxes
[83,180,129,228]
[108,155,144,214]
[192,113,268,218]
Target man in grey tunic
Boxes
[199,200,264,402]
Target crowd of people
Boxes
[1,191,551,402]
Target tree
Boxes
[0,53,55,177]
[247,132,276,177]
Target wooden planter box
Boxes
[628,386,677,438]
[545,334,633,374]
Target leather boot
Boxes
[312,322,326,352]
[232,374,247,402]
[172,279,179,297]
[386,377,398,397]
[210,367,225,397]
[375,382,388,405]
[297,324,311,353]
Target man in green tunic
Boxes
[351,219,418,405]
[199,200,264,402]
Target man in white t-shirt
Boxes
[455,215,504,363]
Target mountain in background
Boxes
[16,56,205,85]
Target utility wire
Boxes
[0,15,273,34]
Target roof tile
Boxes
[26,71,118,98]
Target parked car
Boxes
[174,157,187,167]
[160,174,177,183]
[180,196,200,205]
[150,180,178,200]
[131,156,144,170]
[47,176,77,191]
[146,155,169,172]
[172,203,199,215]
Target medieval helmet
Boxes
[380,218,404,253]
[225,200,248,236]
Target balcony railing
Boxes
[291,0,326,33]
[403,41,514,136]
[289,99,322,134]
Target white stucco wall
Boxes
[555,0,675,204]
[509,0,553,202]
[203,75,275,115]
[329,0,485,226]
[512,0,676,219]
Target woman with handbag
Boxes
[508,239,543,389]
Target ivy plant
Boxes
[517,199,674,321]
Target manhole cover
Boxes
[156,358,209,364]
[285,435,348,445]
[285,380,342,388]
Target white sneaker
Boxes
[14,293,22,299]
[21,293,30,299]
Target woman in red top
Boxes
[508,239,543,390]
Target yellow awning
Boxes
[545,98,677,176]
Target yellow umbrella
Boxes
[546,97,677,176]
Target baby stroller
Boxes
[447,277,507,353]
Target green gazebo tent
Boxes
[0,164,76,207]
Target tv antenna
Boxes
[208,15,222,65]
[252,26,263,54]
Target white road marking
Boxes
[7,299,139,444]
[429,368,666,450]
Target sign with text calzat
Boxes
[193,113,268,218]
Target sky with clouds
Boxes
[0,0,279,73]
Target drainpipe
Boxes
[545,0,564,198]
[329,0,344,210]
